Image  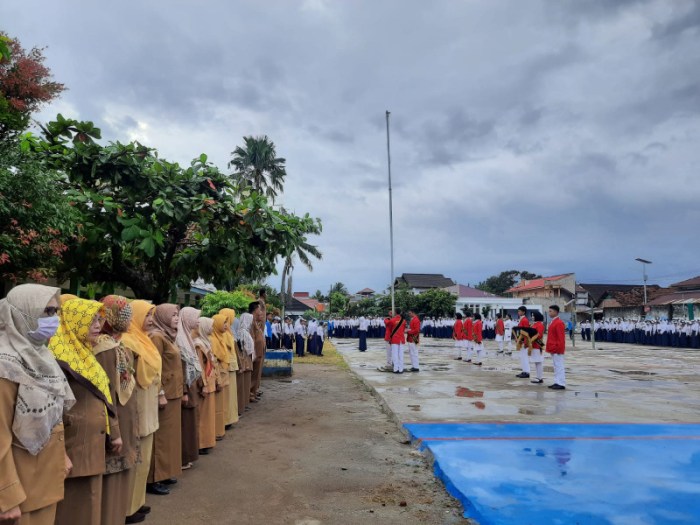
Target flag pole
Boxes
[386,110,395,314]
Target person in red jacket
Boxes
[530,311,546,384]
[472,313,484,366]
[495,313,505,354]
[378,310,394,372]
[516,306,531,378]
[463,311,474,363]
[389,310,406,374]
[452,313,465,360]
[407,310,421,372]
[545,305,567,390]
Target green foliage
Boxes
[200,289,256,317]
[229,135,286,202]
[236,283,282,310]
[28,116,322,302]
[346,297,382,317]
[377,285,456,317]
[329,291,348,315]
[0,143,78,287]
[302,309,323,320]
[476,270,542,296]
[330,281,348,296]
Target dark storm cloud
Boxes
[2,0,699,293]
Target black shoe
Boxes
[146,483,170,495]
[516,372,530,378]
[474,362,482,366]
[126,512,146,524]
[465,359,472,363]
[549,384,566,390]
[161,478,177,485]
[225,424,234,430]
[138,506,151,515]
[454,357,462,360]
[409,368,420,372]
[530,379,544,384]
[393,370,404,374]
[198,448,210,455]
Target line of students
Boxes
[0,283,271,525]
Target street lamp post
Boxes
[635,258,653,306]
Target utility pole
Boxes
[635,258,652,308]
[386,110,395,314]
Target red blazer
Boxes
[518,316,530,328]
[532,321,545,349]
[408,316,420,337]
[453,319,464,340]
[464,318,473,341]
[473,320,483,344]
[384,317,392,342]
[389,315,406,345]
[495,319,505,336]
[545,317,566,354]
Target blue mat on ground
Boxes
[404,422,700,525]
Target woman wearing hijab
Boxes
[147,304,184,488]
[94,295,141,525]
[219,309,239,428]
[121,301,164,518]
[193,317,217,454]
[236,304,257,413]
[211,314,230,440]
[175,307,202,469]
[49,297,115,525]
[0,284,74,525]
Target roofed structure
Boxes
[395,273,455,291]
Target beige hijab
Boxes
[0,284,76,455]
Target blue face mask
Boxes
[27,315,60,343]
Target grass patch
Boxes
[294,340,348,369]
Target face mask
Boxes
[27,316,60,343]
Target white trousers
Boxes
[552,354,566,386]
[385,342,392,367]
[391,344,404,372]
[407,342,419,369]
[455,339,463,357]
[474,342,484,363]
[497,339,504,352]
[505,334,513,351]
[519,347,531,373]
[465,340,474,360]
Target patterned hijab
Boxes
[0,284,76,455]
[48,298,114,431]
[175,307,202,386]
[211,314,230,365]
[237,312,255,358]
[152,303,179,343]
[195,317,214,353]
[98,295,136,405]
[121,300,162,388]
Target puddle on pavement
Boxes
[609,369,657,376]
[277,379,301,384]
[431,366,451,371]
[456,386,484,398]
[472,401,486,410]
[408,404,421,412]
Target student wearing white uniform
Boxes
[504,315,514,354]
[358,316,369,352]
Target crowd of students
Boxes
[0,284,271,525]
[587,319,700,348]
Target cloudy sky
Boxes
[3,0,699,294]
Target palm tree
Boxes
[330,282,349,296]
[229,136,286,202]
[280,240,323,316]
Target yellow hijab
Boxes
[60,293,79,305]
[211,314,230,366]
[48,298,114,431]
[121,300,162,388]
[219,308,239,371]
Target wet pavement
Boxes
[334,337,700,524]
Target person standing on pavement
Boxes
[472,313,484,366]
[406,310,420,372]
[389,310,406,374]
[453,312,465,360]
[358,316,369,352]
[546,305,567,390]
[516,306,531,379]
[378,311,394,372]
[495,313,505,354]
[529,311,546,384]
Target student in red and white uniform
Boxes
[463,311,474,363]
[545,305,567,390]
[516,306,531,378]
[389,310,406,374]
[472,313,484,366]
[406,310,421,372]
[495,313,506,354]
[378,310,393,372]
[530,311,546,384]
[452,313,465,360]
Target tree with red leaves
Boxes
[0,32,65,140]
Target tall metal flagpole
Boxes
[386,110,395,314]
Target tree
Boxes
[414,288,457,317]
[346,297,381,317]
[476,270,542,296]
[312,289,326,302]
[0,145,78,296]
[228,135,286,202]
[329,291,348,315]
[30,116,322,303]
[279,238,322,315]
[0,33,65,140]
[200,289,256,317]
[329,282,349,296]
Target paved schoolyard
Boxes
[335,336,700,524]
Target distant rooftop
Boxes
[396,273,455,289]
[506,273,574,294]
[444,284,498,298]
